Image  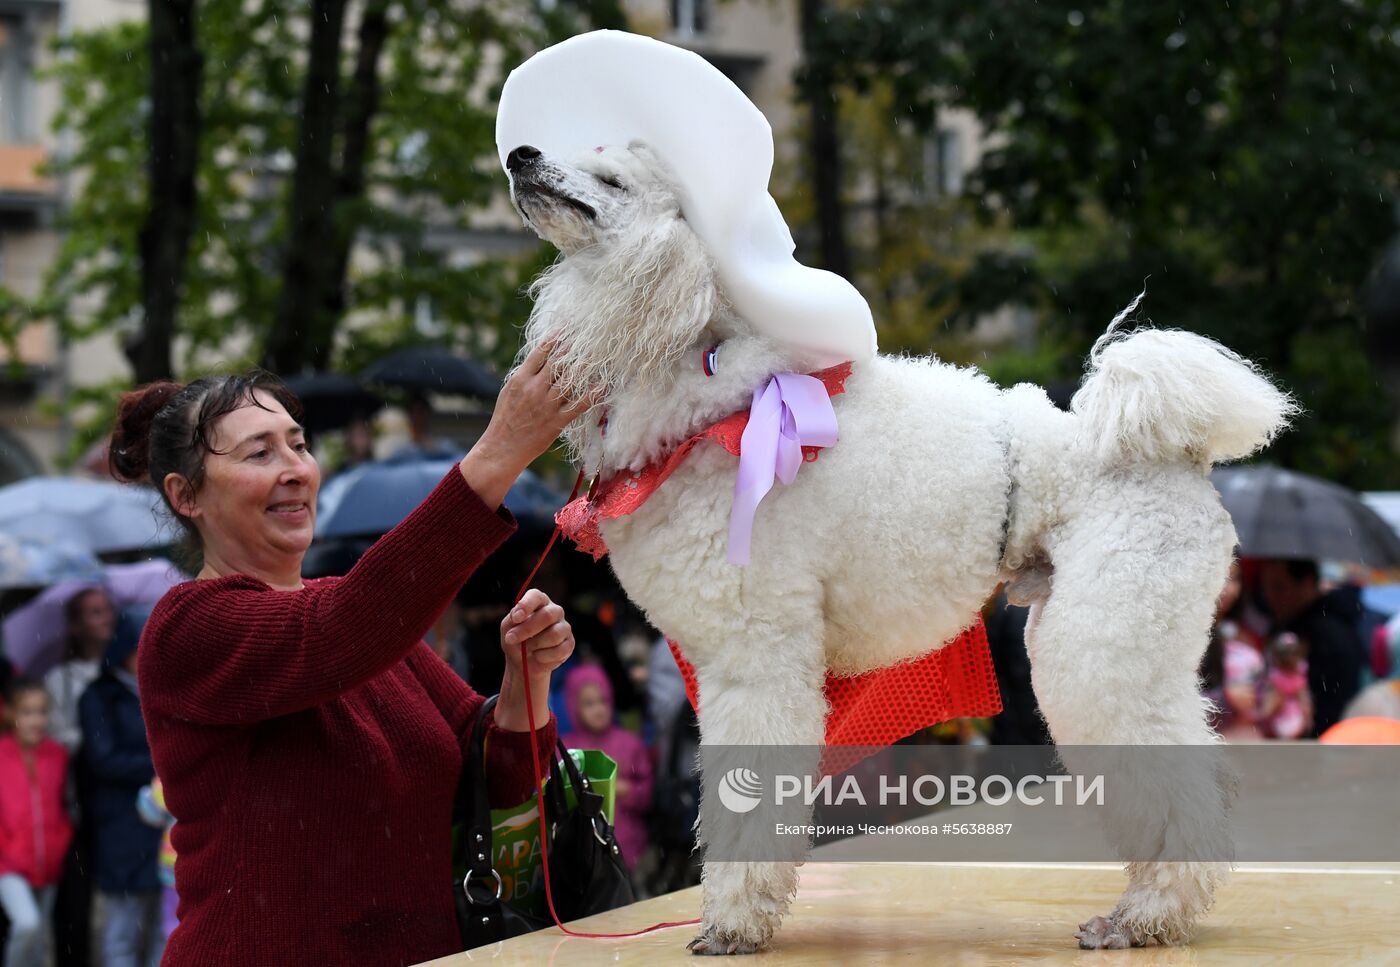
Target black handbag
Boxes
[454,695,635,950]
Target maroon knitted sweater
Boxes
[139,468,557,967]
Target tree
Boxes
[816,0,1400,487]
[796,0,853,278]
[32,0,612,458]
[135,0,202,383]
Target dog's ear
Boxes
[604,207,717,358]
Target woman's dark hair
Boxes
[109,371,304,569]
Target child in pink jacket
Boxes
[560,664,653,873]
[0,678,75,967]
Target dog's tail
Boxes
[1071,292,1298,467]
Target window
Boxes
[924,127,964,197]
[0,16,34,143]
[672,0,709,36]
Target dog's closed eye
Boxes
[595,174,627,191]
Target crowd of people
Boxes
[1202,558,1395,741]
[0,576,705,966]
[985,555,1398,746]
[3,540,1397,963]
[1,589,168,967]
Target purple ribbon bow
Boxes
[728,373,839,566]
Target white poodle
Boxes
[505,140,1295,954]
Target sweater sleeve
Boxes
[406,645,558,808]
[139,469,515,725]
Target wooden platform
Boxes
[418,861,1400,965]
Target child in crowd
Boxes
[1203,559,1267,738]
[1260,632,1313,739]
[136,778,178,941]
[0,679,74,967]
[560,664,653,873]
[79,605,164,967]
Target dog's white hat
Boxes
[496,30,877,366]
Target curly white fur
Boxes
[1073,291,1299,467]
[506,140,1295,954]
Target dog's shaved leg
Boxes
[1027,486,1235,949]
[688,632,827,956]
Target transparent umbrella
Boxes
[0,533,104,591]
[1,559,185,675]
[0,477,168,555]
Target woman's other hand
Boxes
[459,340,592,508]
[494,588,575,731]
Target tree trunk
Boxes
[265,0,349,376]
[313,0,393,371]
[135,0,203,383]
[798,0,851,279]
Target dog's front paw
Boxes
[687,927,765,956]
[1075,915,1145,950]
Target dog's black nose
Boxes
[506,145,541,172]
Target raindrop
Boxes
[1165,31,1187,50]
[1067,10,1084,26]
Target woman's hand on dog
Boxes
[459,339,592,508]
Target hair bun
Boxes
[110,381,183,483]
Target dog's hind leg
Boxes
[686,609,828,955]
[1026,484,1235,949]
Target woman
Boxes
[45,587,116,752]
[110,344,584,966]
[43,586,115,967]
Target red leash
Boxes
[509,469,701,940]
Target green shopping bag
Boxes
[456,748,618,917]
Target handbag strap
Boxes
[457,695,504,905]
[543,738,593,817]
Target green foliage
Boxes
[41,21,149,346]
[815,0,1400,487]
[34,0,608,463]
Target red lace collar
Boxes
[556,362,853,559]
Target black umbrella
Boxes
[282,372,383,434]
[1365,234,1400,365]
[360,346,502,399]
[1211,465,1400,568]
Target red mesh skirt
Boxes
[667,618,1002,764]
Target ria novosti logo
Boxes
[715,768,1105,813]
[716,767,764,813]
